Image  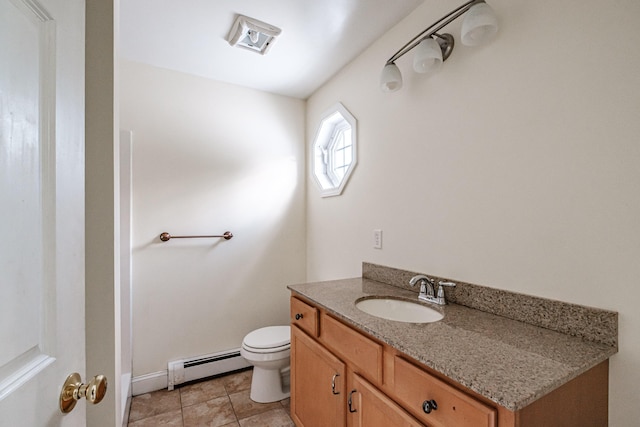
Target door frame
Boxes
[85,1,130,426]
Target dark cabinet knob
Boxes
[295,313,303,320]
[422,399,438,414]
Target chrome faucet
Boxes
[409,274,435,300]
[409,275,456,305]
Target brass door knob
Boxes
[60,372,108,413]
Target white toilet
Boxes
[240,325,291,403]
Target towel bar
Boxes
[159,231,233,241]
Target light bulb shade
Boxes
[461,2,498,46]
[412,38,443,74]
[380,63,403,92]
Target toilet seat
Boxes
[242,343,290,354]
[242,326,290,354]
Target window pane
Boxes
[331,129,351,182]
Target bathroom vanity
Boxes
[288,264,617,427]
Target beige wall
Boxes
[306,0,640,425]
[120,60,306,377]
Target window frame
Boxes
[311,102,357,197]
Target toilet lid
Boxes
[243,326,290,349]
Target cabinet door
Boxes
[349,373,424,427]
[291,325,346,427]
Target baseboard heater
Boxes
[167,348,250,390]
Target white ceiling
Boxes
[119,0,424,99]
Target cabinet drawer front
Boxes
[291,297,319,337]
[321,314,383,384]
[393,357,496,427]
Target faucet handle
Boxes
[437,281,456,288]
[436,281,456,304]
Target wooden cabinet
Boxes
[291,324,422,427]
[291,324,345,427]
[290,295,609,427]
[290,296,491,427]
[291,297,426,427]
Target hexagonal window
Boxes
[311,103,357,197]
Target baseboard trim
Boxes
[131,371,167,396]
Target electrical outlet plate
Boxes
[373,229,382,249]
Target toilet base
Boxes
[249,366,290,403]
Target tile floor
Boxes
[128,369,294,427]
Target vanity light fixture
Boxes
[380,0,498,92]
[227,14,282,55]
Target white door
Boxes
[0,0,89,425]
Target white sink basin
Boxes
[355,297,444,323]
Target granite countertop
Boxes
[288,277,617,411]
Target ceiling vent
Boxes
[227,15,282,55]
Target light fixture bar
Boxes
[386,0,482,65]
[380,0,497,92]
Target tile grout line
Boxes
[230,394,241,427]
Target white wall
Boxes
[120,60,306,378]
[306,0,640,425]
